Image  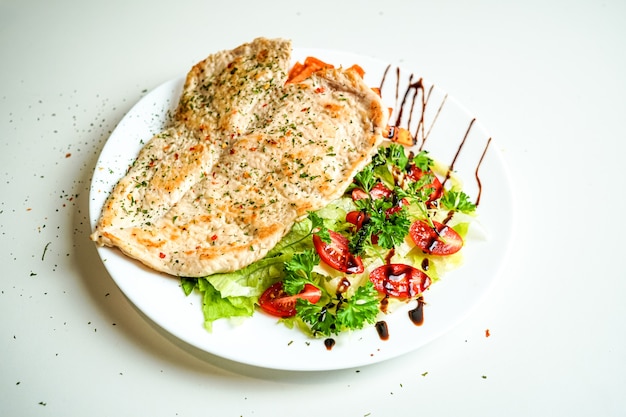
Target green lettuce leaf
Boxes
[314,197,356,233]
[197,278,256,331]
[266,217,315,257]
[204,254,290,298]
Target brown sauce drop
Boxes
[324,338,335,350]
[379,295,390,314]
[409,297,425,326]
[375,321,389,340]
[336,277,351,294]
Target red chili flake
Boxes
[174,153,179,160]
[65,153,72,158]
[211,235,218,241]
[230,149,235,155]
[189,147,196,151]
[262,103,268,107]
[159,252,166,259]
[301,107,309,112]
[314,87,325,94]
[485,329,491,338]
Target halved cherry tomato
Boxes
[346,210,368,229]
[406,164,443,204]
[351,182,393,202]
[258,281,322,318]
[369,264,431,298]
[369,182,393,199]
[409,220,463,255]
[385,197,409,217]
[351,188,369,201]
[312,230,364,274]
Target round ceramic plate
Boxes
[89,47,514,371]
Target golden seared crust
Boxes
[91,38,388,277]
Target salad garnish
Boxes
[181,142,478,341]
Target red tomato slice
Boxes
[385,197,409,217]
[409,220,463,255]
[351,188,369,201]
[369,264,431,298]
[369,182,393,199]
[258,282,321,318]
[351,182,393,202]
[346,210,368,229]
[406,165,443,203]
[313,230,364,274]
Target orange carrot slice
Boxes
[347,64,365,78]
[286,56,334,84]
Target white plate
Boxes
[89,48,514,371]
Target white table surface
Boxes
[2,0,625,415]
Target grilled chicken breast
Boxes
[91,37,388,277]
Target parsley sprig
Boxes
[440,189,476,214]
[282,249,319,295]
[411,149,434,171]
[308,211,330,243]
[296,281,380,337]
[372,143,410,171]
[353,164,376,192]
[355,197,411,251]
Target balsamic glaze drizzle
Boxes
[380,65,448,151]
[394,76,424,140]
[379,65,491,207]
[474,137,492,207]
[419,91,447,152]
[440,118,475,190]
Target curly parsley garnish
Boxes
[282,249,319,295]
[440,190,477,213]
[296,281,380,337]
